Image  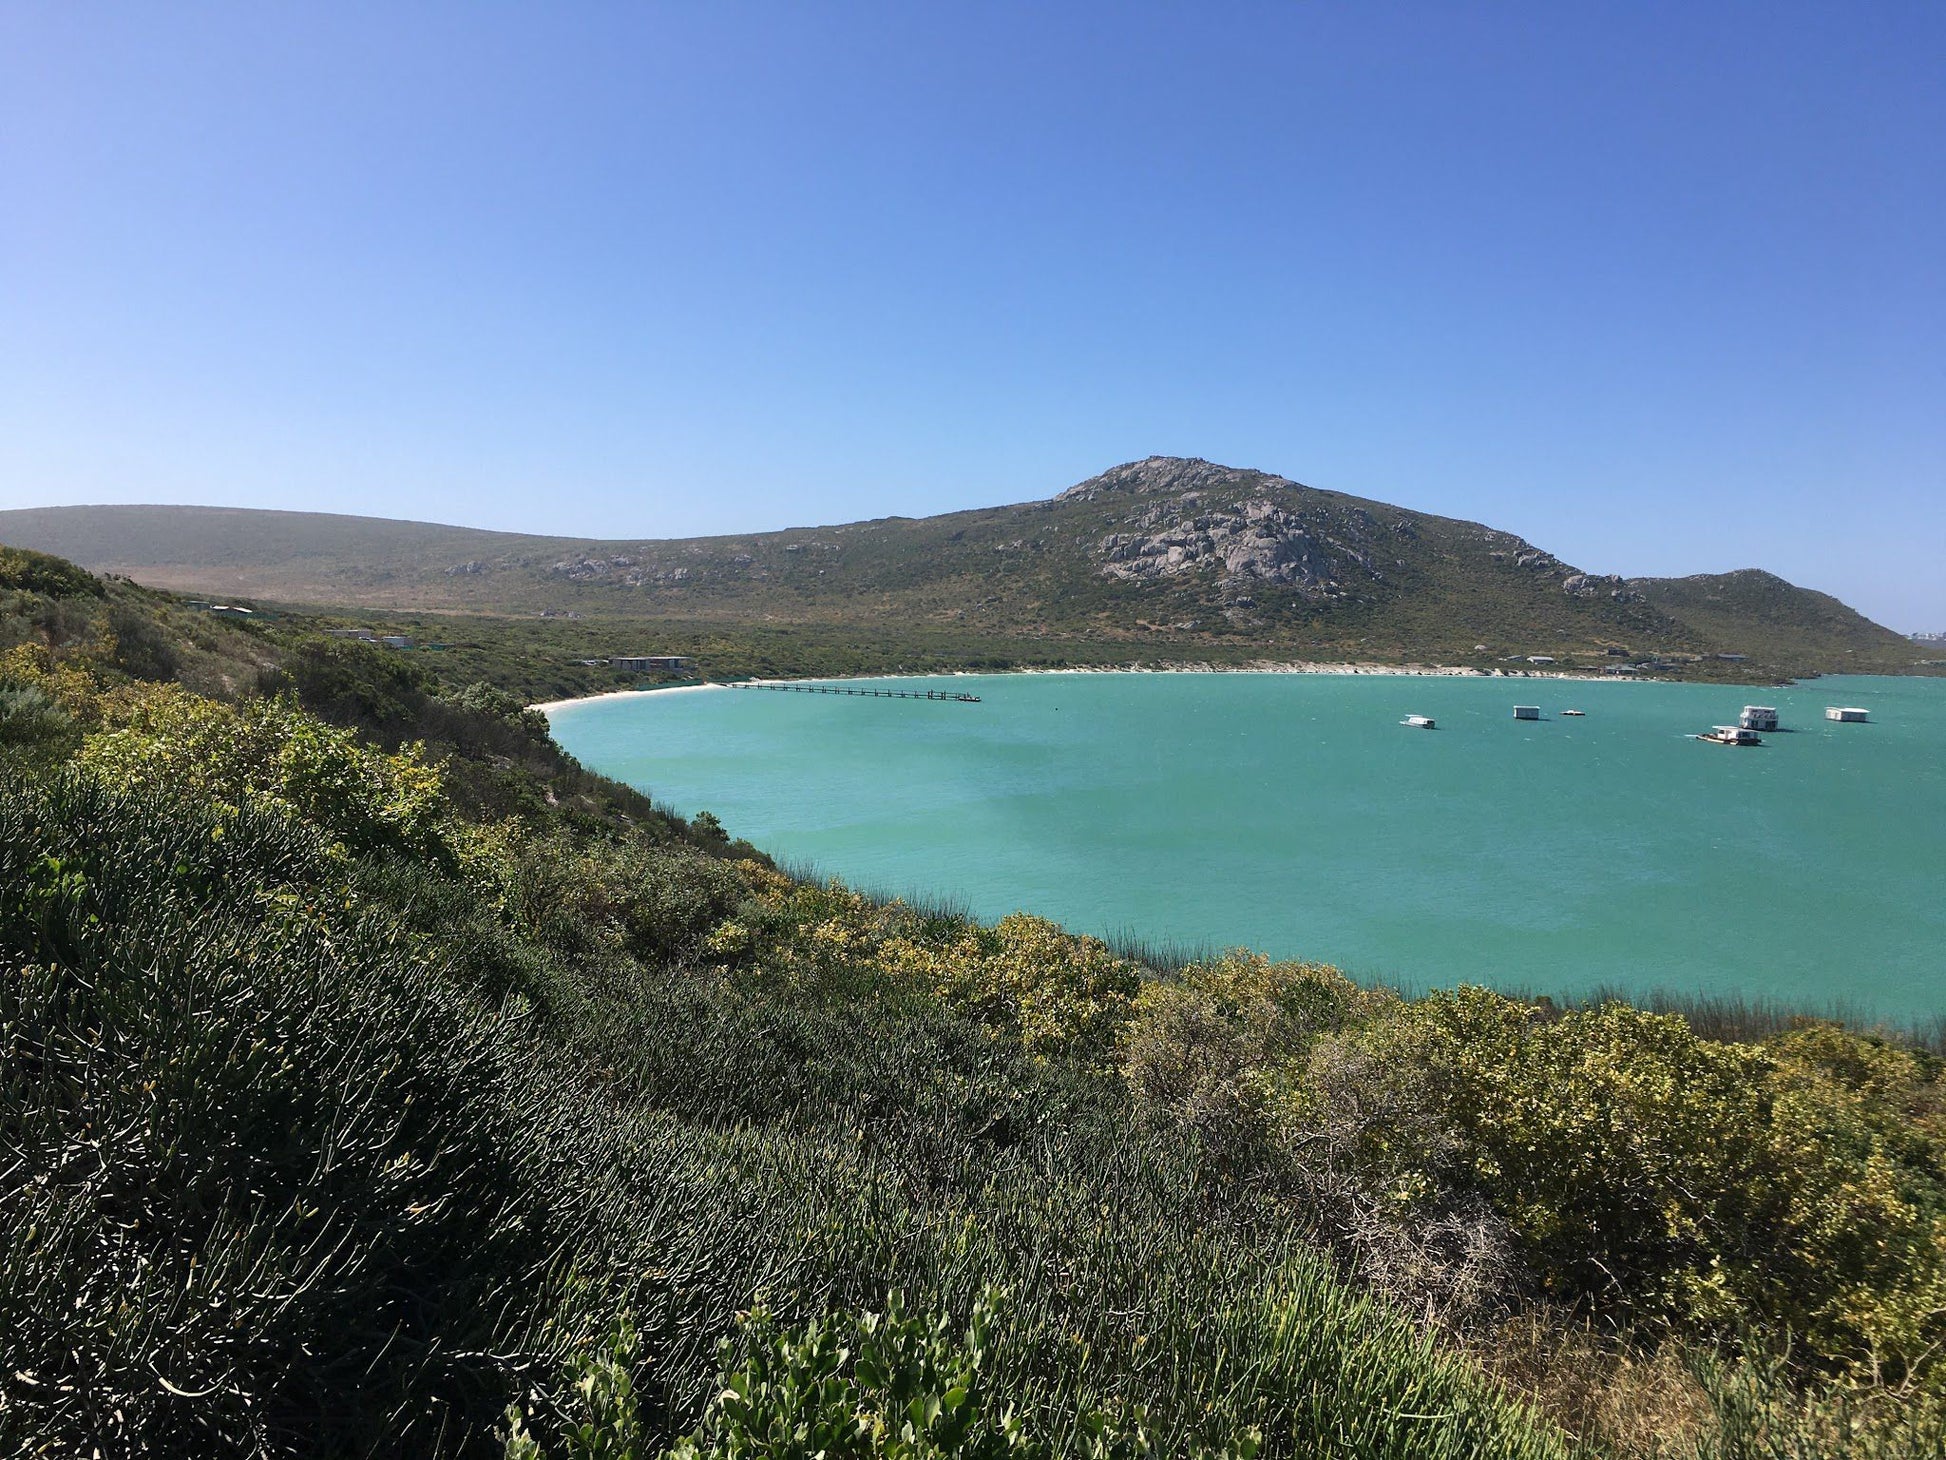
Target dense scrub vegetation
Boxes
[257,609,1879,712]
[2,554,1943,1457]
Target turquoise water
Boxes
[548,673,1946,1021]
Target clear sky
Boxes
[3,3,1941,628]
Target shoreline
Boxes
[531,660,1660,714]
[531,681,729,714]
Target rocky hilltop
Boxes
[0,457,1923,677]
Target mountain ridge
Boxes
[0,457,1922,678]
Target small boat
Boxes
[1697,725,1762,746]
[1561,709,1586,717]
[1401,714,1437,730]
[1825,706,1869,723]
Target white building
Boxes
[1825,706,1870,723]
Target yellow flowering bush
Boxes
[704,874,1138,1060]
[76,683,451,865]
[1293,988,1946,1380]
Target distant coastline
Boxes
[530,660,1659,715]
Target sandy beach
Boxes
[529,660,1640,712]
[1015,660,1628,682]
[530,682,731,715]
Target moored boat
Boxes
[1401,714,1436,729]
[1697,725,1763,746]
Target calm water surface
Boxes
[549,673,1945,1020]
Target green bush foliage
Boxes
[0,542,103,598]
[0,777,597,1452]
[1126,977,1946,1384]
[476,819,752,964]
[706,871,1139,1060]
[507,1291,1257,1460]
[77,682,451,864]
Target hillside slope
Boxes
[1630,568,1917,667]
[2,457,1925,676]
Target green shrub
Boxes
[1295,989,1946,1379]
[479,822,752,964]
[708,873,1139,1060]
[0,543,103,598]
[77,684,451,865]
[659,1291,1258,1460]
[1124,953,1380,1151]
[107,597,182,680]
[448,677,554,740]
[0,682,73,753]
[0,776,599,1454]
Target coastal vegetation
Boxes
[3,549,1944,1457]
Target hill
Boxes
[1629,567,1918,668]
[1,457,1927,678]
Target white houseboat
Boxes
[1513,705,1541,720]
[1699,725,1763,746]
[1401,715,1437,730]
[1825,706,1870,723]
[1740,706,1780,731]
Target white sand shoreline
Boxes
[531,682,730,714]
[531,661,1650,713]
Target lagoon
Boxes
[548,672,1946,1022]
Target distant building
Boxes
[378,635,412,650]
[1525,655,1556,665]
[207,605,254,619]
[325,628,378,641]
[611,655,693,673]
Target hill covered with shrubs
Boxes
[2,551,1944,1458]
[2,457,1928,681]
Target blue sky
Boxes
[3,3,1942,628]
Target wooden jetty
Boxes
[733,682,980,703]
